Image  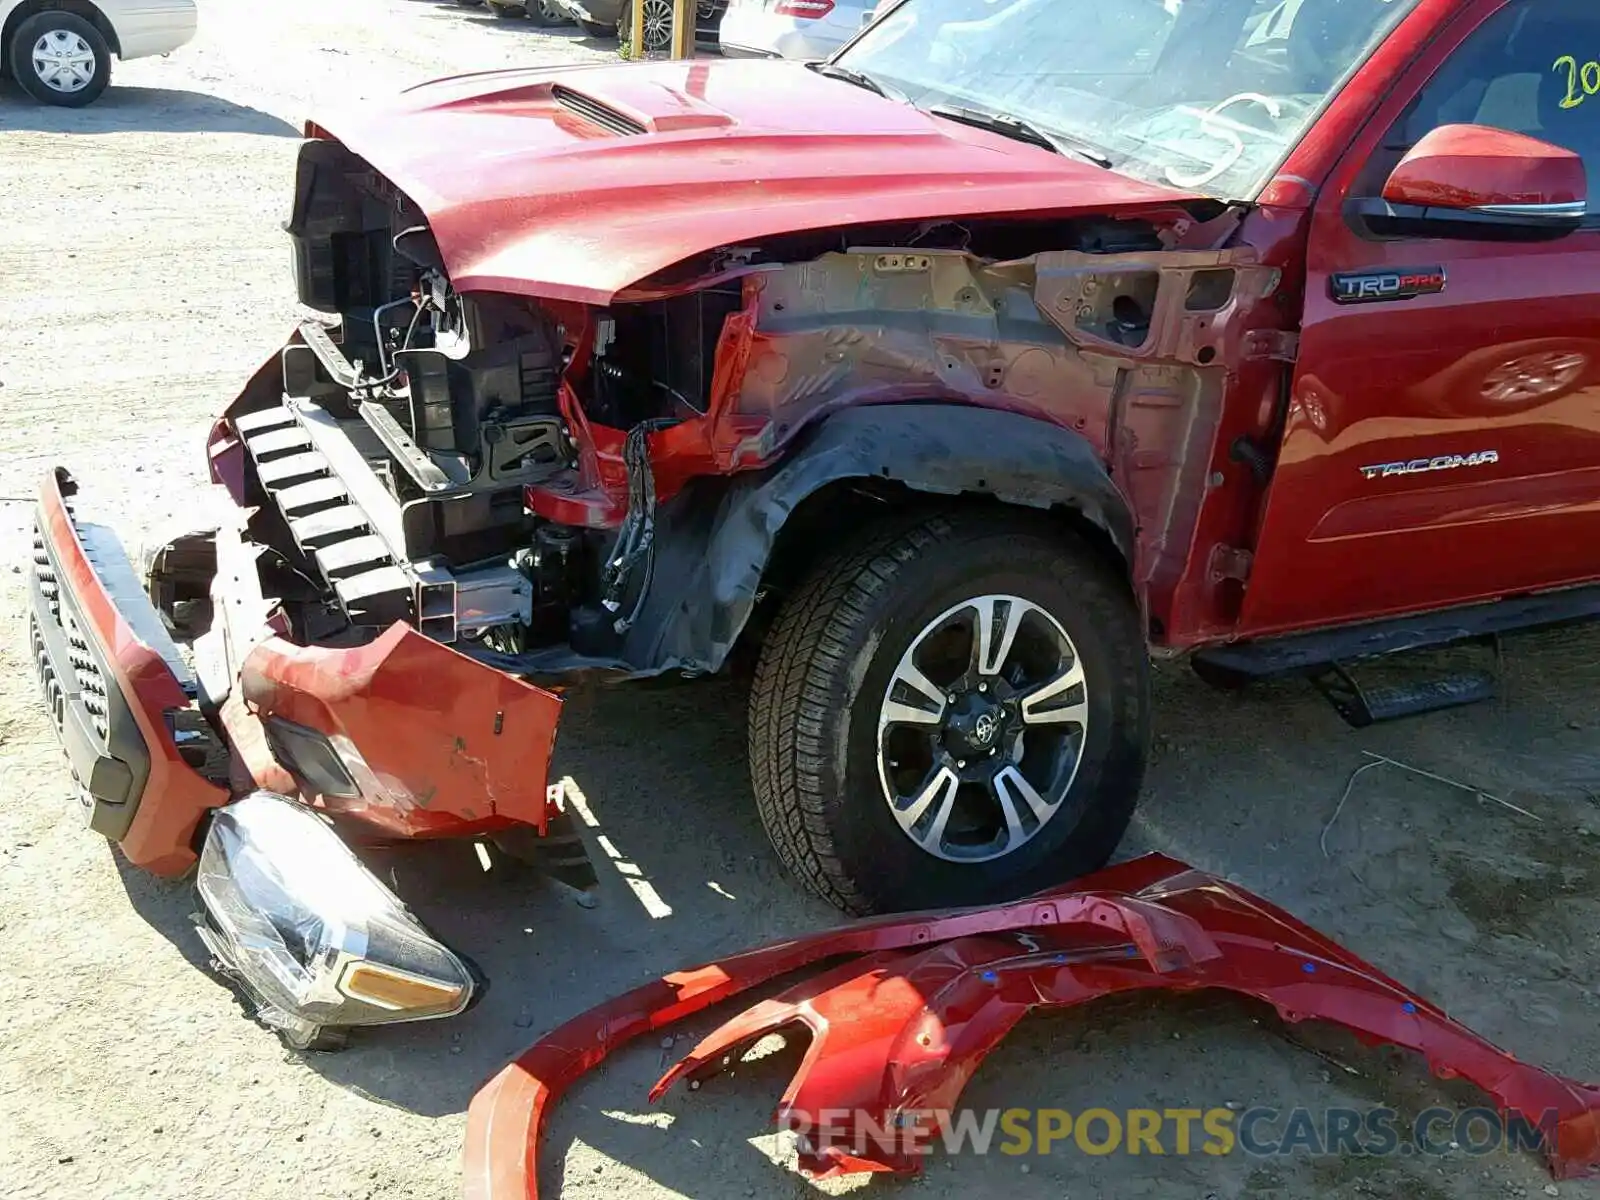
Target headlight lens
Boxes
[195,792,478,1044]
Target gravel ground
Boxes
[2,4,1599,1199]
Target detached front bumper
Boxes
[27,468,227,876]
[29,463,569,866]
[28,457,574,1044]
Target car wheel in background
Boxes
[10,11,111,108]
[528,0,571,24]
[620,0,676,51]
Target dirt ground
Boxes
[1,3,1599,1198]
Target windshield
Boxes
[833,0,1422,199]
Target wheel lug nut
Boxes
[957,760,967,769]
[978,682,988,692]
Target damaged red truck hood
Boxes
[310,59,1203,305]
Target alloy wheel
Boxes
[876,594,1088,863]
[639,0,674,50]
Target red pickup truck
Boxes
[27,0,1599,1047]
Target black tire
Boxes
[578,18,613,36]
[485,0,527,18]
[750,511,1149,916]
[9,11,112,108]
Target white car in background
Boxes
[719,0,877,60]
[2,0,196,107]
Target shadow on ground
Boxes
[0,84,296,135]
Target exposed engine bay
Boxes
[247,139,748,669]
[229,138,1263,678]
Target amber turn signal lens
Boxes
[339,962,467,1012]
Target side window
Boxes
[1355,0,1599,213]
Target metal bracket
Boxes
[412,559,533,644]
[413,563,459,643]
[1207,544,1253,583]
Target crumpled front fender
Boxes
[463,854,1600,1198]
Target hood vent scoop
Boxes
[553,86,648,137]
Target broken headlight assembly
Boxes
[194,791,481,1050]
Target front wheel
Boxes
[749,512,1149,915]
[9,11,111,107]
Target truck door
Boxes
[1240,0,1600,636]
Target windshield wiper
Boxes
[927,105,1113,168]
[808,61,909,105]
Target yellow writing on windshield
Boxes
[1552,53,1600,110]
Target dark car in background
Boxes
[455,0,573,23]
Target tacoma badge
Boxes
[1359,450,1499,480]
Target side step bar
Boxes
[1194,583,1600,677]
[1310,662,1496,729]
[1193,585,1600,727]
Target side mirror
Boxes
[1350,124,1588,242]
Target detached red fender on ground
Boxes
[461,855,1600,1198]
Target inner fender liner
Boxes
[621,403,1134,676]
[462,854,1600,1200]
